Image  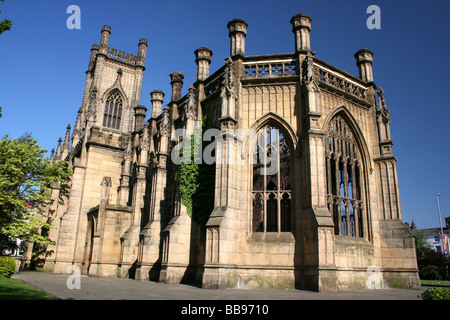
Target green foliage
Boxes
[0,256,16,278]
[177,118,215,226]
[420,287,450,300]
[415,231,432,250]
[420,265,442,281]
[415,231,450,280]
[0,0,13,35]
[0,134,72,251]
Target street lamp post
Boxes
[436,193,445,254]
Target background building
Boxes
[410,217,450,257]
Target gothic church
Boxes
[27,13,420,291]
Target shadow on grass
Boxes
[0,277,55,300]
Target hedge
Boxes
[0,256,16,278]
[420,287,450,300]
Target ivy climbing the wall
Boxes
[176,117,215,226]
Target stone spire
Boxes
[55,137,62,160]
[61,124,72,160]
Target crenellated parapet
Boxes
[87,25,147,74]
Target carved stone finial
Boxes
[140,122,150,152]
[376,87,389,122]
[302,52,315,86]
[124,135,133,161]
[222,58,236,97]
[159,106,171,137]
[101,176,112,187]
[185,84,197,120]
[55,138,62,159]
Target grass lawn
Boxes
[0,277,56,300]
[421,279,450,287]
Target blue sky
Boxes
[0,0,449,229]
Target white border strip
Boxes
[243,59,296,65]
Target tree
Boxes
[0,0,13,35]
[0,134,71,252]
[415,231,450,280]
[415,231,432,251]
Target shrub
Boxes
[0,256,16,278]
[420,265,442,280]
[416,245,450,280]
[420,287,450,300]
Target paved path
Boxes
[12,271,424,301]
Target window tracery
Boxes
[252,125,292,232]
[103,90,123,130]
[325,114,365,237]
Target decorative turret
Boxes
[100,25,111,47]
[150,90,165,118]
[170,71,184,102]
[99,25,111,56]
[88,44,100,72]
[195,47,213,81]
[354,48,374,83]
[227,19,248,58]
[290,13,312,52]
[134,105,147,132]
[136,38,148,66]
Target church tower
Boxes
[52,26,148,276]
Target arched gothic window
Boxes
[252,125,292,232]
[325,114,366,237]
[103,90,123,130]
